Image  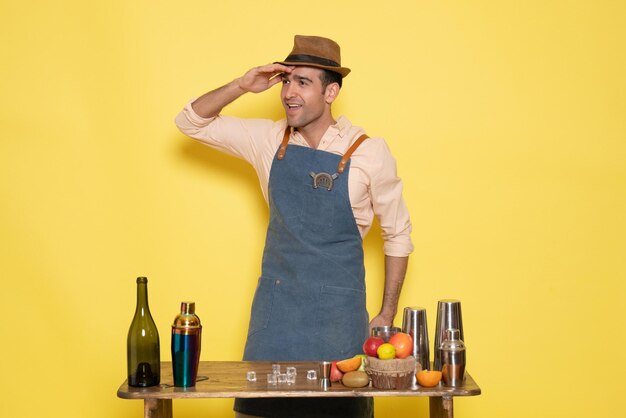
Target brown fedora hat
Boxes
[275,35,351,78]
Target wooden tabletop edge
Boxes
[116,387,482,399]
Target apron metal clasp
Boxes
[310,172,339,191]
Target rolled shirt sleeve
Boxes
[367,139,414,257]
[174,100,276,166]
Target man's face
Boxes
[280,67,336,129]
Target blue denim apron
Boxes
[234,131,373,418]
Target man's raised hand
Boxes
[237,64,294,93]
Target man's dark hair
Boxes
[320,69,343,89]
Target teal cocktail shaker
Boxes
[171,301,202,387]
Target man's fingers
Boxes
[256,63,294,75]
[267,76,283,88]
[240,64,295,92]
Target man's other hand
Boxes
[368,313,395,334]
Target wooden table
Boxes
[117,361,481,418]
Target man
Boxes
[175,35,413,418]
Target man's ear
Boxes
[324,83,340,104]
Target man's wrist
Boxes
[232,77,248,94]
[377,310,396,323]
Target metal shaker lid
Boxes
[172,301,201,328]
[181,301,195,315]
[440,328,465,352]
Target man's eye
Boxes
[282,79,290,84]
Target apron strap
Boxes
[337,134,369,173]
[277,127,291,160]
[277,127,369,173]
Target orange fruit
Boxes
[416,370,442,387]
[388,332,413,359]
[336,355,362,373]
[376,343,396,360]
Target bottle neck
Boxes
[136,282,150,315]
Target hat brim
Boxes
[274,60,350,78]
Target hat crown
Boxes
[289,35,341,66]
[276,35,351,78]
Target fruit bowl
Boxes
[364,355,416,389]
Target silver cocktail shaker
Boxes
[402,306,430,389]
[401,307,430,371]
[440,328,465,387]
[433,299,464,371]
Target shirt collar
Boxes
[287,116,352,142]
[329,116,351,139]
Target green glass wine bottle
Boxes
[127,276,160,387]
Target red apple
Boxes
[388,332,413,359]
[330,361,344,382]
[362,336,385,357]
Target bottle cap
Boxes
[136,277,148,284]
[181,301,195,314]
[448,329,460,341]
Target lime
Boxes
[377,343,396,360]
[355,354,368,371]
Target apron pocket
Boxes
[316,285,368,357]
[301,189,336,231]
[247,277,276,337]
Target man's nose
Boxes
[283,82,297,98]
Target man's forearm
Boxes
[191,79,246,119]
[190,63,293,119]
[369,255,409,331]
[379,255,409,321]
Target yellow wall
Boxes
[1,1,624,417]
